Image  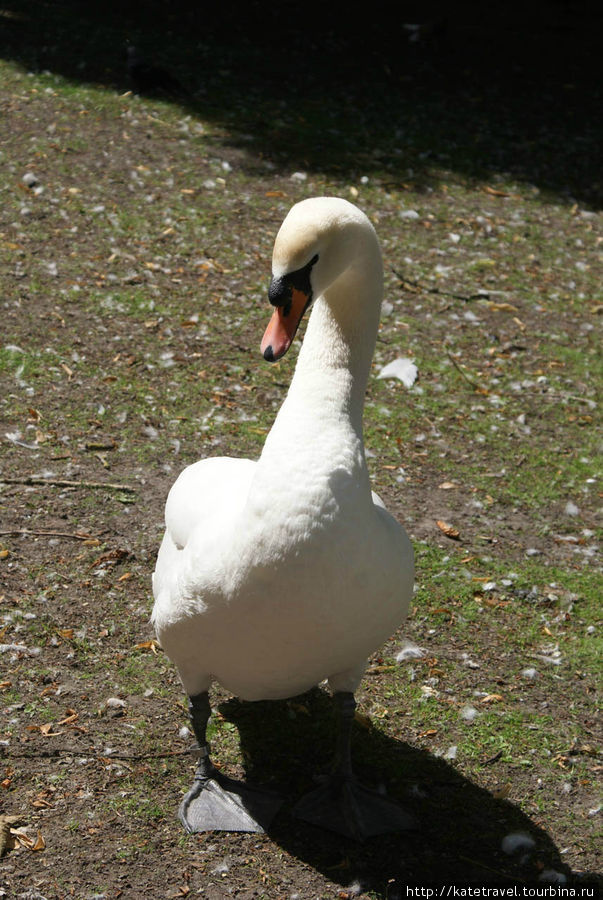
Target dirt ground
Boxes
[1,3,601,899]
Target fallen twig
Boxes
[480,749,504,767]
[391,268,485,303]
[0,476,136,493]
[458,855,522,882]
[0,529,97,541]
[2,747,196,761]
[446,352,487,392]
[0,815,25,858]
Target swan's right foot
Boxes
[293,771,416,840]
[293,691,416,840]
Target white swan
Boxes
[152,197,414,839]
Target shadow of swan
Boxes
[215,689,600,893]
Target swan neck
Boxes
[288,253,382,427]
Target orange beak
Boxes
[260,287,311,362]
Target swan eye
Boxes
[269,253,319,314]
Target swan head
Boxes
[261,252,318,363]
[260,197,375,363]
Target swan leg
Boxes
[292,691,416,841]
[178,691,284,834]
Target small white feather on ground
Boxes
[539,870,567,884]
[377,357,418,388]
[396,641,425,662]
[460,705,479,723]
[501,832,536,855]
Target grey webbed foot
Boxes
[293,773,416,841]
[179,767,284,834]
[179,692,284,834]
[292,692,416,840]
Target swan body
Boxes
[152,198,415,836]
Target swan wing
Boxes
[152,457,255,611]
[164,456,255,551]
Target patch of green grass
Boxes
[1,39,600,892]
[106,792,168,822]
[373,543,601,790]
[116,652,169,698]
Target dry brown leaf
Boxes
[10,828,46,853]
[26,722,62,737]
[134,639,160,654]
[354,712,372,730]
[570,743,598,757]
[493,783,511,800]
[483,186,509,197]
[0,815,23,857]
[438,481,458,490]
[436,520,460,539]
[40,723,63,736]
[486,301,518,313]
[32,831,46,852]
[89,548,129,570]
[57,628,74,640]
[56,710,79,726]
[11,829,34,850]
[480,693,504,704]
[0,681,11,691]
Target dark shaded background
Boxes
[1,0,601,207]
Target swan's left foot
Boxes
[292,691,416,841]
[293,773,416,841]
[179,691,284,834]
[179,763,284,834]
